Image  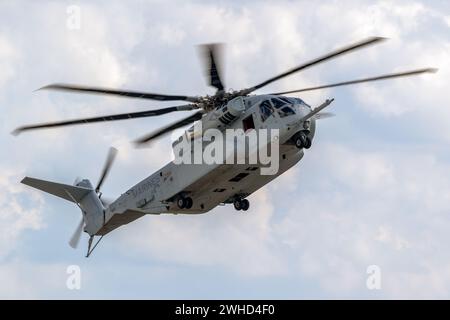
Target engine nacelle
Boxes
[202,96,246,131]
[172,96,246,148]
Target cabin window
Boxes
[242,114,255,131]
[259,100,274,122]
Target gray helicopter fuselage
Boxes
[99,95,315,235]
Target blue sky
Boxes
[0,0,449,299]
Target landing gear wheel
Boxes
[233,199,242,211]
[234,199,249,211]
[303,136,312,149]
[185,197,193,209]
[294,135,303,149]
[294,132,311,149]
[177,197,187,209]
[241,199,250,211]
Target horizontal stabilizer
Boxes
[21,177,92,203]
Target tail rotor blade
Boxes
[95,147,118,193]
[69,217,85,249]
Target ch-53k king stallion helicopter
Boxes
[13,37,436,257]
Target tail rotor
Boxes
[95,147,118,198]
[67,147,118,250]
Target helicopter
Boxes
[13,37,436,257]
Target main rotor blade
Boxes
[96,147,118,193]
[243,37,387,94]
[199,43,225,91]
[39,83,200,103]
[134,111,203,145]
[269,68,438,95]
[12,104,198,135]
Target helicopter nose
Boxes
[296,104,310,118]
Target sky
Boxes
[0,0,449,299]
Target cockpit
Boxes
[258,96,309,122]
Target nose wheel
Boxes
[293,131,311,149]
[233,198,249,211]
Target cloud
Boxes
[117,188,287,277]
[271,142,450,298]
[1,0,449,299]
[0,34,18,90]
[0,260,68,299]
[0,168,44,258]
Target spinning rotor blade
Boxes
[242,37,386,94]
[199,43,225,91]
[39,83,200,103]
[69,216,84,249]
[134,111,203,145]
[270,68,438,95]
[96,147,118,193]
[12,104,197,135]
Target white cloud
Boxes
[0,34,18,90]
[117,188,286,276]
[272,142,450,298]
[1,0,450,299]
[0,168,44,258]
[0,261,65,299]
[375,225,409,250]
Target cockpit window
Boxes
[259,100,274,122]
[278,106,295,118]
[271,98,286,109]
[278,96,306,105]
[278,97,292,105]
[269,97,296,117]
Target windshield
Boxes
[271,98,285,109]
[278,96,307,106]
[270,98,296,117]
